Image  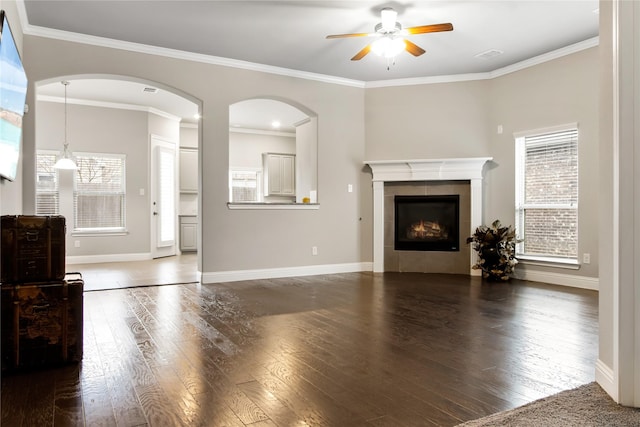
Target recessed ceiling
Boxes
[22,1,599,82]
[24,1,600,126]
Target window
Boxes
[229,169,262,202]
[74,153,126,232]
[515,126,578,261]
[35,151,60,215]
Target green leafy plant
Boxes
[466,220,521,281]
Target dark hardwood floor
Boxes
[1,272,598,426]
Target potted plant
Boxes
[466,220,521,281]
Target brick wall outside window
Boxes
[515,127,578,260]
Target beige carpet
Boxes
[457,382,640,426]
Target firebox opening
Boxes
[394,195,460,251]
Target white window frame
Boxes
[229,167,263,203]
[73,152,126,234]
[35,150,60,216]
[514,123,579,266]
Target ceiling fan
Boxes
[326,7,453,63]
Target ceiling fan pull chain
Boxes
[386,57,396,71]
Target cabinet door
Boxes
[280,155,295,195]
[263,153,295,196]
[266,154,283,195]
[180,217,197,252]
[179,149,198,193]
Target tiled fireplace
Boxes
[364,158,492,275]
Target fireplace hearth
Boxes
[394,195,460,251]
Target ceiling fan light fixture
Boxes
[372,37,406,58]
[380,7,398,31]
[326,7,452,67]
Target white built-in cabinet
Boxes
[263,153,295,196]
[179,215,197,252]
[179,145,198,251]
[179,148,198,193]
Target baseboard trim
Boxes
[513,269,599,290]
[595,359,617,402]
[202,262,374,284]
[66,253,152,265]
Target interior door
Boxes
[150,136,177,259]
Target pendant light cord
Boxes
[63,80,69,149]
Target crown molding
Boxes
[365,37,599,88]
[489,36,599,79]
[22,24,366,89]
[229,127,295,137]
[37,95,181,122]
[18,0,598,91]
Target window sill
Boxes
[517,255,580,270]
[227,202,319,210]
[71,229,128,237]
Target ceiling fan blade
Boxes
[326,32,374,39]
[405,40,426,57]
[351,45,372,61]
[405,23,454,35]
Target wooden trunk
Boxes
[1,215,66,283]
[1,273,83,371]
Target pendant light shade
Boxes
[54,81,77,170]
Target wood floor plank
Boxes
[236,379,304,426]
[1,374,28,426]
[53,365,84,426]
[1,272,599,426]
[20,369,56,426]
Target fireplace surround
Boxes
[364,158,492,275]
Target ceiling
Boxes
[24,0,600,126]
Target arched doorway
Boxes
[34,75,201,270]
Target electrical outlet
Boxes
[74,240,80,248]
[348,184,353,193]
[312,246,318,256]
[583,253,590,264]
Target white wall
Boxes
[365,48,599,287]
[229,131,295,169]
[488,47,599,282]
[22,35,367,276]
[296,117,318,203]
[596,0,640,406]
[36,100,178,258]
[365,80,492,160]
[19,14,597,285]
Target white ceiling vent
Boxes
[142,87,158,94]
[475,49,504,60]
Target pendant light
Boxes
[54,80,77,170]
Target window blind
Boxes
[231,170,260,202]
[74,153,126,230]
[516,128,578,259]
[35,152,60,215]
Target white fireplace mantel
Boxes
[364,157,493,274]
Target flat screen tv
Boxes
[0,10,28,182]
